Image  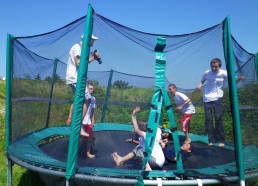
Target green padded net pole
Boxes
[65,4,94,183]
[100,69,113,122]
[6,33,15,186]
[223,16,245,185]
[136,36,183,185]
[5,34,14,153]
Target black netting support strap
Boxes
[166,105,172,111]
[170,127,178,133]
[150,104,158,110]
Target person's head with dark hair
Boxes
[86,83,94,95]
[168,84,177,96]
[210,58,222,73]
[168,83,177,89]
[181,142,193,153]
[188,143,194,153]
[160,129,172,148]
[161,130,172,139]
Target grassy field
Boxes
[0,80,44,186]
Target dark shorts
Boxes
[82,124,94,138]
[86,137,94,149]
[81,124,94,149]
[69,83,76,94]
[132,145,144,158]
[132,146,162,170]
[148,156,162,170]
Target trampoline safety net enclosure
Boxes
[6,4,258,186]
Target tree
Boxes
[112,80,132,89]
[35,74,41,80]
[44,74,65,84]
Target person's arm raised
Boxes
[131,106,144,137]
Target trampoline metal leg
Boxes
[7,158,12,186]
[240,180,245,186]
[66,179,70,186]
[197,179,203,186]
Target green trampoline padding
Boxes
[7,123,258,179]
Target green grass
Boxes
[0,80,45,185]
[0,80,7,185]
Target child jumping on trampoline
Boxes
[111,106,165,171]
[168,84,195,144]
[80,83,96,158]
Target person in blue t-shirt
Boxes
[160,139,193,163]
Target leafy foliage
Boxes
[35,74,41,80]
[44,74,65,85]
[112,80,132,89]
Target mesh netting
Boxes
[6,10,258,182]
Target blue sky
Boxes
[1,0,258,77]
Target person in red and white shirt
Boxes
[168,84,195,144]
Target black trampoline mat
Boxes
[39,130,236,170]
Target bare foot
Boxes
[145,163,152,171]
[80,129,89,137]
[87,152,95,159]
[184,139,191,144]
[218,143,225,147]
[66,118,71,126]
[126,138,132,143]
[111,152,123,166]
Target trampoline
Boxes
[5,3,258,186]
[8,123,257,186]
[39,131,236,171]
